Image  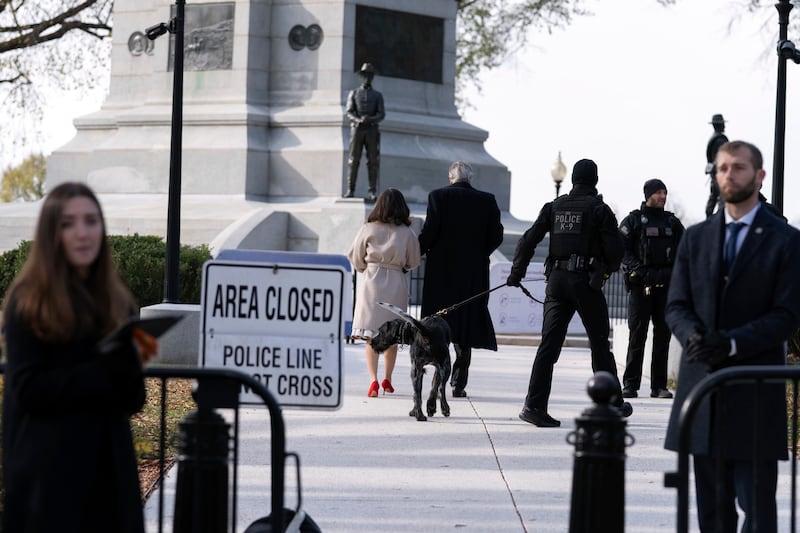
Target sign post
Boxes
[200,252,349,409]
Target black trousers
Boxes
[524,270,622,411]
[693,454,778,533]
[347,126,380,192]
[622,284,671,391]
[450,343,471,390]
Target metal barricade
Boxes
[664,366,800,533]
[143,366,296,533]
[0,365,306,533]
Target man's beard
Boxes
[721,174,758,204]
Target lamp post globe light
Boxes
[551,151,567,198]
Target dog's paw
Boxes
[409,408,427,421]
[426,399,437,417]
[442,403,450,417]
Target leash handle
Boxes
[518,284,544,305]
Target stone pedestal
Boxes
[47,0,511,215]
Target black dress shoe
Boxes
[343,191,354,198]
[621,388,638,398]
[452,388,467,398]
[518,407,560,427]
[650,388,673,399]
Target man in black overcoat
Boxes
[665,140,800,532]
[419,161,504,397]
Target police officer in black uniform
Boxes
[705,113,729,218]
[345,63,385,201]
[619,179,684,400]
[506,159,632,427]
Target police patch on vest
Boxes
[553,211,583,234]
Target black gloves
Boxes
[686,330,731,369]
[506,273,522,287]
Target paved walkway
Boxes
[145,341,795,532]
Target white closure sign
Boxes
[200,259,346,409]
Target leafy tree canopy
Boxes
[0,1,111,165]
[1,152,45,202]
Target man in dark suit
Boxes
[665,140,800,532]
[419,161,504,397]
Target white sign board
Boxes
[200,258,347,409]
[489,261,585,335]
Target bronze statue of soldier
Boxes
[704,113,729,218]
[345,63,385,201]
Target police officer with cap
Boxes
[619,179,684,399]
[506,159,632,427]
[345,62,385,201]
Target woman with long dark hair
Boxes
[2,182,155,532]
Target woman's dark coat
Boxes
[2,296,146,533]
[419,181,504,350]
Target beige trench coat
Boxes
[347,222,421,336]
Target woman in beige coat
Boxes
[347,188,421,397]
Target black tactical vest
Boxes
[638,212,677,267]
[549,194,600,259]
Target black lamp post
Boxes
[551,151,567,198]
[146,0,185,303]
[772,0,800,215]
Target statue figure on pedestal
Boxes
[345,63,385,201]
[704,113,728,218]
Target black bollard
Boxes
[173,381,232,533]
[566,371,634,533]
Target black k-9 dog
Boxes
[370,304,452,421]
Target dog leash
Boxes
[434,278,545,317]
[434,283,507,316]
[516,280,546,305]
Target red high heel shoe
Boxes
[367,381,379,397]
[381,379,394,394]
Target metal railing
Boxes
[603,270,630,325]
[350,255,630,330]
[143,366,298,533]
[0,365,306,533]
[664,366,800,533]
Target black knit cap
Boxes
[571,159,598,186]
[643,178,667,199]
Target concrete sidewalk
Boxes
[144,342,794,532]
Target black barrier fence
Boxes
[603,270,630,325]
[664,366,800,533]
[143,367,308,533]
[0,365,304,533]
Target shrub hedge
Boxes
[0,234,211,307]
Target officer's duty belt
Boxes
[552,258,591,272]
